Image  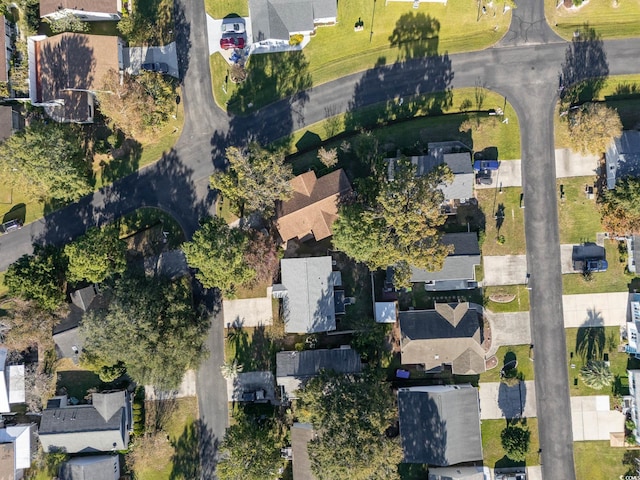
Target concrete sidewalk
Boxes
[475,149,599,189]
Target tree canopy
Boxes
[0,121,90,202]
[4,246,68,311]
[210,144,293,218]
[64,225,127,284]
[80,274,208,390]
[500,425,531,462]
[601,177,640,236]
[333,158,452,286]
[568,103,622,155]
[0,299,66,351]
[182,217,255,296]
[296,370,403,480]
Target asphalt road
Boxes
[2,0,640,477]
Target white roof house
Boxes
[0,424,32,479]
[0,348,25,413]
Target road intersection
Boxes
[1,0,640,477]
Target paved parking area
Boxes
[223,292,273,328]
[226,371,276,403]
[206,14,252,57]
[123,43,180,78]
[562,292,629,328]
[483,255,528,286]
[486,311,531,356]
[571,395,624,441]
[479,380,537,420]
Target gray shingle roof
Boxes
[398,385,483,466]
[59,455,120,480]
[605,130,640,189]
[410,233,480,284]
[249,0,315,42]
[280,256,336,334]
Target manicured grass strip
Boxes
[476,187,526,256]
[481,417,540,468]
[479,345,535,383]
[205,0,248,18]
[484,285,530,313]
[557,176,601,244]
[545,0,640,40]
[562,240,635,295]
[565,326,640,400]
[574,441,635,480]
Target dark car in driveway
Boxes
[141,62,169,73]
[220,34,245,50]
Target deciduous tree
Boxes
[243,231,280,286]
[0,299,66,351]
[0,121,90,202]
[210,144,293,218]
[568,103,622,155]
[317,146,338,168]
[601,177,640,236]
[4,246,68,311]
[500,425,531,462]
[182,217,255,296]
[80,275,209,390]
[297,370,403,480]
[48,13,89,33]
[64,225,127,284]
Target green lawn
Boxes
[225,325,279,372]
[56,369,103,402]
[574,441,638,479]
[480,345,535,383]
[205,0,248,17]
[484,285,531,313]
[119,207,186,250]
[562,240,636,295]
[565,326,640,399]
[476,187,526,256]
[545,0,640,40]
[481,418,540,468]
[557,176,602,244]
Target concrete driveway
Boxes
[223,293,273,328]
[485,311,531,357]
[562,292,629,328]
[123,43,180,78]
[206,15,252,57]
[571,396,624,441]
[479,380,537,420]
[483,255,528,286]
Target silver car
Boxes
[221,18,245,34]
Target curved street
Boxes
[1,0,640,477]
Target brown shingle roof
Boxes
[40,0,119,17]
[276,169,352,242]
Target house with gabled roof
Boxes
[39,391,132,453]
[0,425,32,480]
[399,303,486,375]
[28,33,123,123]
[410,232,480,291]
[40,0,124,22]
[605,130,640,190]
[398,385,483,466]
[275,169,352,244]
[58,454,121,480]
[0,348,25,414]
[276,347,362,399]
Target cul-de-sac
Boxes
[0,0,639,479]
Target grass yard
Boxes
[225,325,279,372]
[479,345,535,383]
[484,285,531,313]
[55,360,103,403]
[481,417,540,468]
[562,240,636,294]
[545,0,640,40]
[205,0,248,17]
[398,284,483,311]
[476,187,526,256]
[119,207,186,250]
[557,176,602,244]
[565,325,640,399]
[574,441,638,479]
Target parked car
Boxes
[242,389,266,402]
[141,62,169,73]
[220,34,245,50]
[476,169,493,185]
[473,160,499,171]
[221,18,245,34]
[0,219,22,234]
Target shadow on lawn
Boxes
[575,312,605,362]
[170,419,219,480]
[228,324,276,372]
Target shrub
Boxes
[501,425,530,462]
[289,34,304,45]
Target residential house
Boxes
[272,256,338,334]
[605,130,640,190]
[40,0,124,22]
[53,285,100,360]
[627,235,640,273]
[387,146,474,215]
[39,391,132,453]
[276,347,362,399]
[275,169,352,244]
[399,303,486,375]
[58,454,121,480]
[627,370,640,440]
[0,425,32,480]
[290,422,316,480]
[428,466,490,480]
[398,385,483,466]
[28,33,123,123]
[249,0,336,50]
[625,293,640,358]
[410,232,480,291]
[1,15,13,86]
[0,348,25,414]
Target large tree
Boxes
[601,177,640,236]
[210,144,293,218]
[0,299,66,352]
[80,274,208,390]
[568,103,622,155]
[333,158,453,286]
[182,217,255,296]
[243,231,280,286]
[296,370,403,480]
[65,225,127,284]
[4,246,68,311]
[500,425,531,462]
[0,121,90,202]
[217,411,285,480]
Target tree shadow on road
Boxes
[170,419,219,480]
[559,23,609,106]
